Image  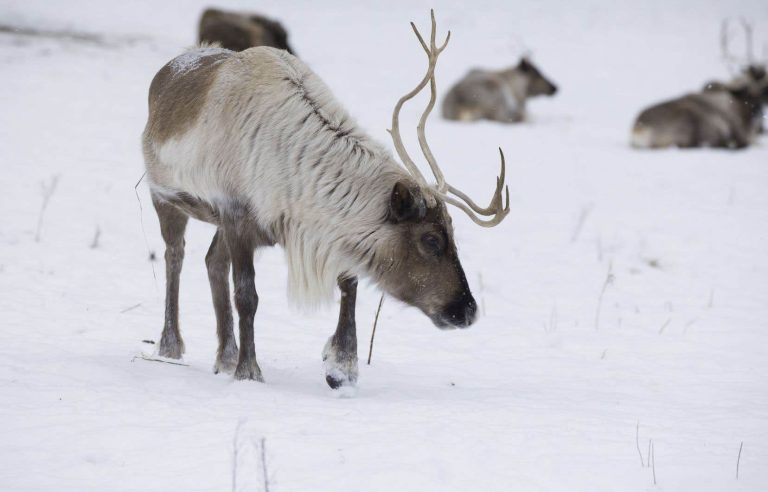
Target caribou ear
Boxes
[389,180,427,223]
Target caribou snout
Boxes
[431,290,478,329]
[547,83,558,96]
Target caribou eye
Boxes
[421,232,444,255]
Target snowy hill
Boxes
[0,0,766,490]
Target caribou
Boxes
[442,57,558,123]
[141,11,509,389]
[198,8,294,54]
[631,18,767,149]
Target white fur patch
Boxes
[169,47,230,78]
[630,126,653,148]
[322,337,359,389]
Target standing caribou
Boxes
[142,11,509,389]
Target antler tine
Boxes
[412,9,451,191]
[391,10,450,189]
[720,18,742,71]
[440,190,510,228]
[388,76,430,185]
[739,17,755,62]
[446,148,508,215]
[391,11,510,228]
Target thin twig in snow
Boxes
[636,421,645,467]
[570,203,593,242]
[646,439,652,468]
[120,303,142,313]
[260,438,270,492]
[232,421,271,492]
[131,354,189,366]
[367,294,384,365]
[90,225,101,249]
[548,303,558,333]
[34,174,60,242]
[737,441,743,479]
[658,318,671,335]
[594,262,614,330]
[135,172,157,284]
[651,440,657,485]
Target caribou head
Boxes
[374,11,510,328]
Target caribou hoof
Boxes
[322,338,358,390]
[158,334,185,360]
[213,339,239,375]
[234,360,264,382]
[213,357,237,375]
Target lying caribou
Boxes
[630,81,764,149]
[442,57,558,123]
[631,19,767,149]
[142,11,509,389]
[198,8,294,54]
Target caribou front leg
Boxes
[323,276,359,389]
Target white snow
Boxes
[0,1,767,491]
[168,47,230,77]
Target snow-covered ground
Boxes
[1,1,767,490]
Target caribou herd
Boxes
[141,8,767,390]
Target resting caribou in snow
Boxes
[142,11,509,389]
[630,81,764,149]
[442,57,558,123]
[631,19,768,149]
[198,7,295,54]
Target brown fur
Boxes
[144,50,233,145]
[632,84,763,149]
[442,58,558,123]
[198,8,294,54]
[376,183,473,327]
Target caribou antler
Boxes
[389,10,510,227]
[721,17,756,71]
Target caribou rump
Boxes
[142,12,509,389]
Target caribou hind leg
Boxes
[222,210,264,382]
[206,229,238,374]
[152,194,189,359]
[323,276,359,389]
